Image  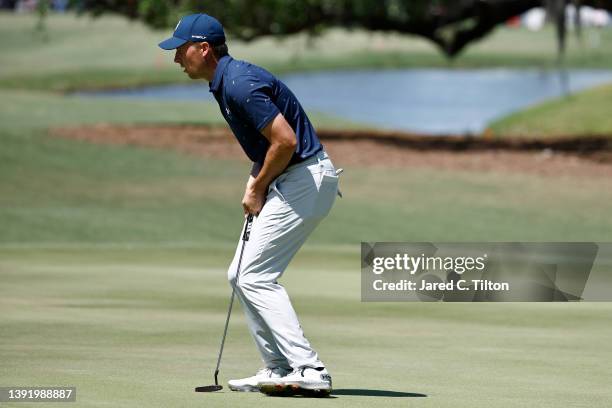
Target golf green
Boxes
[1,246,611,407]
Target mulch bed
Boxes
[50,124,612,178]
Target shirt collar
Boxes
[209,55,233,93]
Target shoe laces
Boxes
[257,367,289,377]
[291,366,322,377]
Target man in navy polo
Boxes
[159,14,338,396]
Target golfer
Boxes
[159,14,338,395]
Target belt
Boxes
[286,150,328,172]
[288,147,324,166]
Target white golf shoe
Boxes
[228,367,291,392]
[258,366,332,397]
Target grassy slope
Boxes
[489,83,612,137]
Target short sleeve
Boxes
[226,76,280,132]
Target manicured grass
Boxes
[489,83,612,137]
[0,89,356,132]
[0,89,224,130]
[1,248,612,408]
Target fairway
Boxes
[2,247,612,408]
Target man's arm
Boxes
[244,162,260,203]
[242,113,296,215]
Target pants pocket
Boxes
[312,173,338,218]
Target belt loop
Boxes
[317,150,324,166]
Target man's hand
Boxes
[242,113,296,215]
[242,176,266,215]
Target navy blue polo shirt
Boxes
[209,55,322,166]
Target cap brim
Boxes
[158,36,188,50]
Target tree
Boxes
[68,0,612,58]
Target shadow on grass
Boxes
[332,389,427,397]
[259,388,427,398]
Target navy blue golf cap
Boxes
[158,13,225,50]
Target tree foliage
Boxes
[68,0,612,58]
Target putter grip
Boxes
[242,214,254,241]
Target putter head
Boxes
[195,385,223,392]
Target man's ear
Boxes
[200,42,210,57]
[201,42,217,62]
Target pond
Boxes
[77,68,612,134]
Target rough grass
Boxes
[5,123,612,245]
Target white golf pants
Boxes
[227,150,338,370]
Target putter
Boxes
[195,214,254,393]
